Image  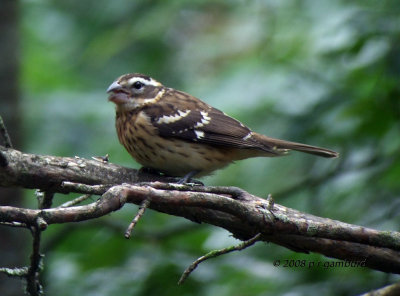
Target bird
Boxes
[107,73,338,183]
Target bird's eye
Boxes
[132,81,144,90]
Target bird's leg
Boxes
[177,170,200,184]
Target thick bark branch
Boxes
[1,147,399,275]
[0,146,178,191]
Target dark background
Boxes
[1,0,399,295]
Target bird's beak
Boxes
[107,80,130,105]
[107,80,122,93]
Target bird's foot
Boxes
[177,171,201,185]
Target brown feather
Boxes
[108,73,339,178]
[252,133,339,158]
[145,89,283,155]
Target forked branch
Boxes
[0,146,400,279]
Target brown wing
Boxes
[143,88,282,155]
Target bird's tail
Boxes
[255,134,339,158]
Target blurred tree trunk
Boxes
[0,1,26,295]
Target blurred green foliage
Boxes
[17,0,400,295]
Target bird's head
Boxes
[107,73,163,112]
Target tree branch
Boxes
[0,116,13,148]
[0,146,179,192]
[178,233,262,285]
[1,146,400,277]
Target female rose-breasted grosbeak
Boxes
[107,73,338,182]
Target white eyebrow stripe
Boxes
[127,77,161,87]
[157,110,191,124]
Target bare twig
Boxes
[125,199,150,239]
[178,233,262,285]
[61,181,111,195]
[0,115,13,148]
[0,266,28,278]
[37,191,54,209]
[26,189,49,296]
[0,221,28,228]
[59,194,93,208]
[265,194,275,209]
[26,222,44,296]
[43,191,54,209]
[142,182,251,201]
